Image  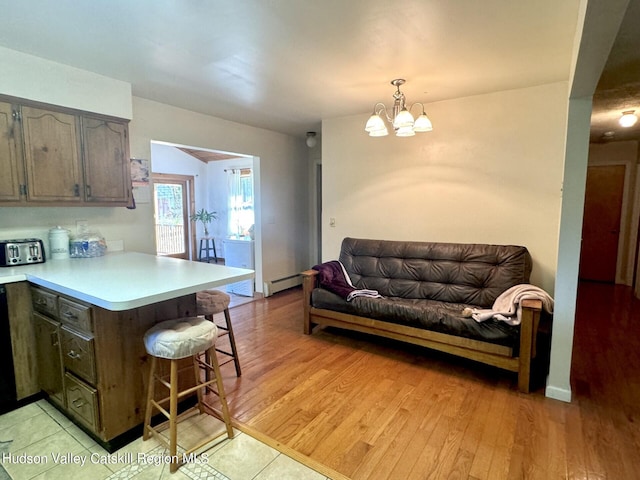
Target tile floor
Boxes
[0,401,329,480]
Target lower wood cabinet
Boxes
[30,285,197,449]
[32,286,101,433]
[33,312,65,408]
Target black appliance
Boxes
[0,285,17,413]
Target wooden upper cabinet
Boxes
[81,116,130,204]
[0,95,131,207]
[0,101,25,202]
[22,106,83,203]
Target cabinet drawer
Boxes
[58,297,92,333]
[31,288,58,317]
[65,373,99,432]
[61,326,96,385]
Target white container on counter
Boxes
[48,226,70,260]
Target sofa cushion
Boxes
[311,288,519,349]
[339,237,532,308]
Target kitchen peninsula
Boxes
[1,252,254,450]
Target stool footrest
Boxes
[145,410,233,467]
[143,338,235,473]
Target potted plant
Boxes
[190,208,217,236]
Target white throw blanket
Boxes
[464,284,554,326]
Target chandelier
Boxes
[365,79,433,137]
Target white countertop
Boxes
[0,252,255,311]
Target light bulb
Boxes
[619,111,638,128]
[306,132,317,148]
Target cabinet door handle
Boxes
[73,184,80,197]
[67,350,81,359]
[72,398,85,408]
[50,332,59,347]
[86,185,92,198]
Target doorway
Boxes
[152,173,195,259]
[579,164,626,282]
[150,141,263,294]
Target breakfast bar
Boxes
[1,252,254,450]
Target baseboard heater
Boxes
[263,274,302,297]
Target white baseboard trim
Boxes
[545,385,572,403]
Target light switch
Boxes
[329,217,336,227]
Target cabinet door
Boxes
[82,116,131,204]
[22,106,83,202]
[33,312,65,407]
[0,102,25,202]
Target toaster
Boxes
[0,238,46,266]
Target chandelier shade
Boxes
[365,79,433,137]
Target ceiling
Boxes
[590,0,640,143]
[176,148,241,163]
[0,1,637,142]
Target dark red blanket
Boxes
[312,260,382,301]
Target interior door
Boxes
[152,174,195,259]
[579,164,626,282]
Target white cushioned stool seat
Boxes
[144,317,218,360]
[142,316,233,473]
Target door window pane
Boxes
[154,183,186,256]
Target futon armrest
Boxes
[302,269,319,294]
[517,298,543,393]
[302,269,319,334]
[521,298,542,310]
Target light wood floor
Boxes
[211,282,640,480]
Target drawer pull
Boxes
[67,350,81,359]
[36,298,48,305]
[72,398,86,408]
[63,311,79,320]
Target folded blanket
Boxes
[312,260,383,302]
[463,284,554,326]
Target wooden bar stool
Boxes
[142,317,234,473]
[196,290,242,376]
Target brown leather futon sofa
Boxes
[302,237,547,392]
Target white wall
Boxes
[129,97,309,291]
[322,82,569,294]
[0,46,132,119]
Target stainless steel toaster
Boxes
[0,238,45,266]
